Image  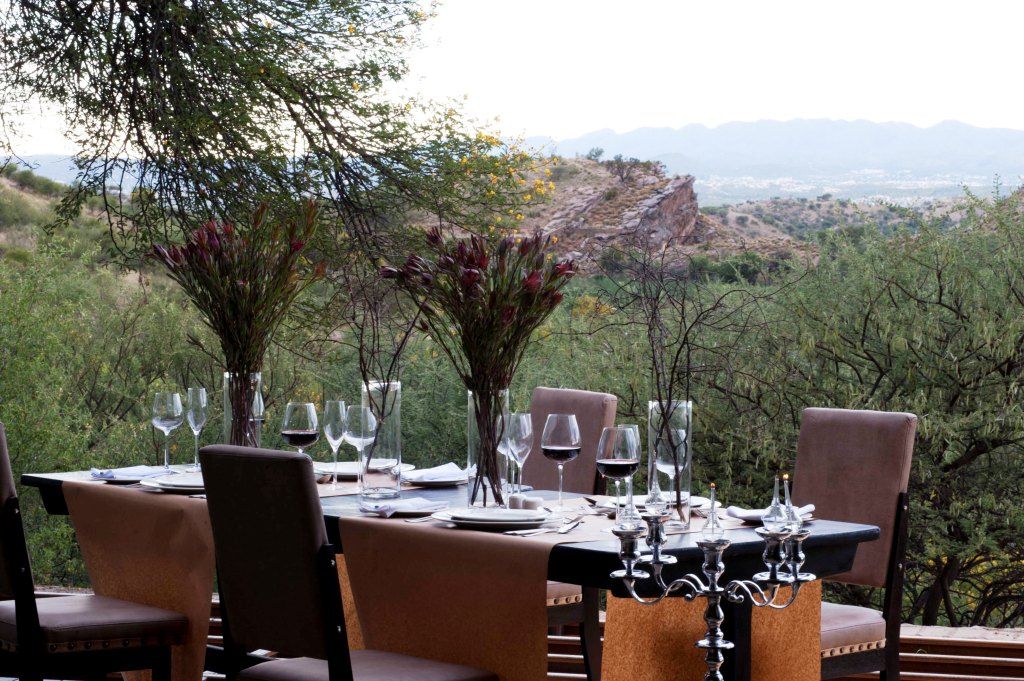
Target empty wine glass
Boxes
[281,402,319,456]
[185,387,208,472]
[344,405,379,499]
[701,483,725,541]
[597,425,642,529]
[504,413,533,494]
[541,413,581,512]
[762,474,788,532]
[782,473,803,531]
[323,400,347,489]
[152,392,184,472]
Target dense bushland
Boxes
[2,192,1023,627]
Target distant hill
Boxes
[5,154,79,185]
[527,120,1024,204]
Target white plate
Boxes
[408,476,468,488]
[149,472,204,489]
[140,477,204,494]
[384,463,417,475]
[588,494,713,509]
[431,510,552,531]
[450,508,549,523]
[742,515,816,526]
[314,461,362,479]
[367,459,409,472]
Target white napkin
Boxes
[404,462,465,482]
[358,497,450,518]
[90,465,167,480]
[725,504,816,523]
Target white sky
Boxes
[407,0,1024,139]
[13,0,1024,154]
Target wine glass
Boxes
[323,400,347,489]
[344,405,378,498]
[185,387,208,471]
[503,413,533,494]
[281,402,319,456]
[152,392,184,472]
[596,424,642,528]
[541,413,581,512]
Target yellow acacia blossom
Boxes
[523,194,532,202]
[348,24,356,34]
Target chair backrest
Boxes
[0,422,42,650]
[0,422,18,600]
[522,387,617,495]
[792,407,916,588]
[200,445,347,663]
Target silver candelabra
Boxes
[611,508,816,681]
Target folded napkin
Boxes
[90,465,167,480]
[358,497,450,518]
[404,462,465,482]
[725,504,815,523]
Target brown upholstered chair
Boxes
[0,422,186,681]
[792,407,916,681]
[199,444,498,681]
[523,387,617,681]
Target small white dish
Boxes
[431,509,552,531]
[314,461,362,479]
[140,473,204,494]
[409,476,468,488]
[450,508,549,523]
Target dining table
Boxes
[21,466,880,681]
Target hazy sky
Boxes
[407,0,1024,139]
[14,0,1024,154]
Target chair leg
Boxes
[151,647,173,681]
[579,587,602,681]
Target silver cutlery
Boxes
[404,516,435,523]
[558,519,583,534]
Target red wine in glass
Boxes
[542,445,581,463]
[597,457,640,479]
[281,429,320,449]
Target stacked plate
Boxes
[315,461,417,479]
[431,507,552,531]
[140,472,205,494]
[586,494,713,511]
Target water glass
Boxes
[345,405,386,499]
[323,400,347,489]
[185,387,208,471]
[152,392,184,472]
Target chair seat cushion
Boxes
[546,580,582,606]
[821,602,887,655]
[0,594,188,653]
[239,650,498,681]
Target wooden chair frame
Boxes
[821,492,909,681]
[218,544,354,681]
[0,495,173,681]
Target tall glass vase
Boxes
[360,380,402,499]
[646,400,693,529]
[222,371,264,447]
[467,388,510,507]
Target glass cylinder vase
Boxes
[646,400,693,529]
[360,380,402,499]
[222,371,265,447]
[467,388,510,507]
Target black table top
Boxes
[21,469,881,591]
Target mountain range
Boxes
[11,120,1024,205]
[527,119,1024,204]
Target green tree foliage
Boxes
[0,0,530,261]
